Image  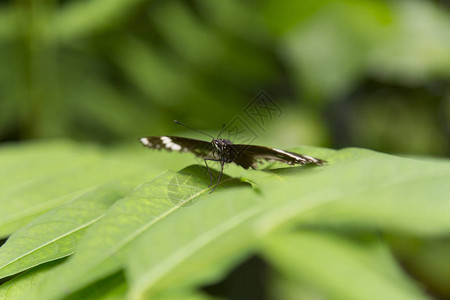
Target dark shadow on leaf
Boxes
[0,258,67,287]
[177,165,250,189]
[202,255,268,300]
[65,271,126,300]
[167,165,251,207]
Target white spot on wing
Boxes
[301,155,319,163]
[161,136,171,144]
[160,137,182,151]
[140,138,152,146]
[169,143,182,151]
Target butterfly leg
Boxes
[209,161,224,194]
[204,158,221,187]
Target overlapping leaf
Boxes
[0,141,448,300]
[0,141,194,237]
[29,166,245,300]
[0,181,132,279]
[262,231,430,300]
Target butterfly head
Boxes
[212,138,231,151]
[211,139,236,162]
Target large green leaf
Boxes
[262,231,430,300]
[124,148,450,299]
[30,166,246,300]
[0,181,132,279]
[0,260,68,300]
[255,148,450,236]
[0,140,194,237]
[126,185,260,299]
[0,141,448,300]
[0,261,125,300]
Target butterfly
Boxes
[140,121,326,193]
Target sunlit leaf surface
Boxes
[0,141,447,299]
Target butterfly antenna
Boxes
[217,123,226,139]
[174,120,215,139]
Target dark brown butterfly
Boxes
[140,121,325,193]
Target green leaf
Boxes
[0,261,127,300]
[262,231,430,300]
[64,272,128,300]
[0,141,448,300]
[31,166,246,300]
[0,260,63,300]
[0,181,133,279]
[255,148,450,236]
[126,186,259,299]
[0,140,193,237]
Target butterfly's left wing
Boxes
[139,136,214,159]
[232,144,325,169]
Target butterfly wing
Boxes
[232,144,325,169]
[140,136,214,159]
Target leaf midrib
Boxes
[74,173,237,278]
[130,205,261,299]
[0,215,103,277]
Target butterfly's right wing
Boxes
[232,144,325,169]
[139,136,214,159]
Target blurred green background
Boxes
[0,0,449,155]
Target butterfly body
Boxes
[140,135,325,192]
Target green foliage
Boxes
[1,1,448,298]
[262,232,427,300]
[0,141,449,299]
[0,0,448,156]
